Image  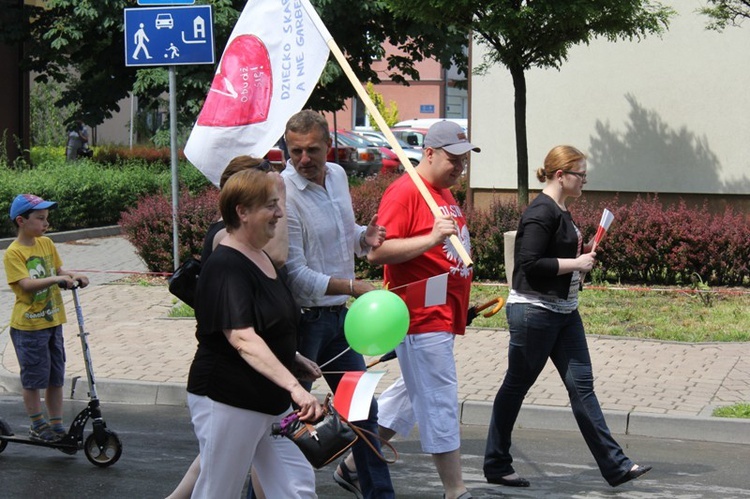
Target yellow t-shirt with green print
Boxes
[3,236,67,330]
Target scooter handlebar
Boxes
[57,278,83,290]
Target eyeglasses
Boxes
[564,170,587,180]
[440,150,469,169]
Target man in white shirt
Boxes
[281,110,394,499]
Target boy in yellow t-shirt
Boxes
[3,194,89,442]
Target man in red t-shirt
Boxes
[368,120,479,499]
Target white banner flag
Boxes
[184,0,331,186]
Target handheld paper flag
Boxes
[389,273,448,310]
[333,371,385,422]
[592,209,615,251]
[184,0,330,186]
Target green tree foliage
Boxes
[386,0,674,205]
[30,81,76,147]
[7,0,467,139]
[365,82,399,130]
[701,0,750,30]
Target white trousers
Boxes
[188,394,316,499]
[377,332,460,454]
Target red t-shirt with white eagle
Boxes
[377,173,473,335]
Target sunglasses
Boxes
[255,160,272,172]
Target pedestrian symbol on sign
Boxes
[133,23,153,60]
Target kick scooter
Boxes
[0,283,123,467]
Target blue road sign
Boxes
[138,1,195,5]
[124,6,214,67]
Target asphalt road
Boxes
[1,396,749,498]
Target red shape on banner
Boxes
[197,35,272,127]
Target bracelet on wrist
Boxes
[349,279,354,295]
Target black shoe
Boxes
[611,465,652,487]
[487,474,530,487]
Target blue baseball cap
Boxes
[10,194,58,220]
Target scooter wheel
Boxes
[0,419,12,454]
[84,429,122,467]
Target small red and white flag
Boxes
[592,208,614,251]
[392,272,448,310]
[386,272,448,310]
[333,371,386,422]
[184,0,331,186]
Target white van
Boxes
[393,118,467,130]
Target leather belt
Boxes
[301,304,347,313]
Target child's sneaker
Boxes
[29,424,61,443]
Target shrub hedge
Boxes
[0,156,211,238]
[119,188,219,272]
[5,154,748,287]
[569,196,750,286]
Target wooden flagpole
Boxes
[301,0,472,267]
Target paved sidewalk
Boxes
[1,232,749,445]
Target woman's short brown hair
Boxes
[536,145,586,183]
[219,156,271,189]
[219,169,275,231]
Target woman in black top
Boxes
[186,169,323,498]
[483,146,651,488]
[169,156,288,499]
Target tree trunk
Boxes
[510,64,529,206]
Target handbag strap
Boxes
[338,412,399,464]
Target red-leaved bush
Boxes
[570,196,750,286]
[465,199,523,281]
[119,188,219,272]
[120,177,750,286]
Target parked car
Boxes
[266,139,359,174]
[354,130,423,167]
[344,130,401,174]
[391,119,468,150]
[390,126,430,149]
[332,130,382,176]
[393,118,467,130]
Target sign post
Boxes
[124,5,214,270]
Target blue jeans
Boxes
[484,303,633,485]
[297,307,395,499]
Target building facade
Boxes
[469,1,750,213]
[324,42,468,131]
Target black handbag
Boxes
[271,394,398,469]
[168,257,201,308]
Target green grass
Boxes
[468,284,750,343]
[168,301,194,318]
[166,282,750,343]
[712,403,750,418]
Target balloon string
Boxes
[318,347,351,369]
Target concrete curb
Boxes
[460,400,750,446]
[3,353,748,446]
[0,225,122,250]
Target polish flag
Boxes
[592,208,615,251]
[333,371,386,422]
[400,273,448,310]
[184,0,330,186]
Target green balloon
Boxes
[344,290,410,356]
